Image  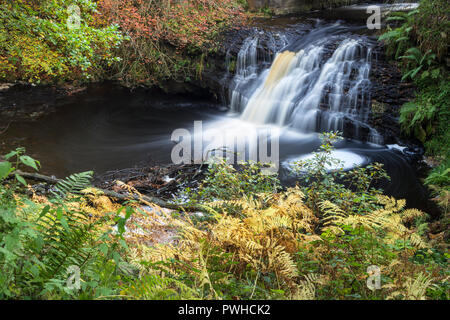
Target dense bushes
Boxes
[379,0,449,212]
[95,0,247,87]
[0,0,247,87]
[1,139,448,300]
[0,148,133,299]
[408,0,449,62]
[0,0,124,84]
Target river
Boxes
[0,4,429,209]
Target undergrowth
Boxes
[0,0,123,84]
[3,133,447,300]
[379,0,449,214]
[96,0,247,87]
[0,0,247,87]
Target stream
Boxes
[0,5,430,210]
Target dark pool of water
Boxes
[1,86,224,176]
[1,85,429,211]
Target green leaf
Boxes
[410,66,423,79]
[20,155,39,171]
[386,16,406,22]
[395,36,409,42]
[99,243,109,256]
[119,239,128,250]
[0,161,12,180]
[15,173,27,186]
[125,206,133,220]
[38,205,51,220]
[56,207,63,220]
[60,217,69,231]
[4,150,18,160]
[112,251,121,266]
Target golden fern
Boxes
[122,183,433,300]
[387,272,433,300]
[292,273,324,300]
[319,196,428,249]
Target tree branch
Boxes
[14,170,203,212]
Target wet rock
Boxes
[368,42,415,144]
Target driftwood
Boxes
[15,170,203,212]
[94,163,203,198]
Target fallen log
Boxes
[15,170,60,184]
[14,170,204,212]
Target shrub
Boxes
[291,132,389,216]
[127,135,447,300]
[0,0,124,83]
[96,0,247,87]
[0,149,133,299]
[179,158,280,205]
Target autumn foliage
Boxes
[98,0,245,49]
[0,0,246,86]
[0,0,123,83]
[96,0,247,86]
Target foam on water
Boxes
[284,150,367,171]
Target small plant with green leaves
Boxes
[378,10,417,60]
[399,48,439,82]
[291,132,389,216]
[0,147,40,186]
[181,157,280,203]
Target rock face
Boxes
[247,0,364,15]
[199,18,417,146]
[369,41,415,144]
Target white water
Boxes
[229,34,288,113]
[229,37,259,113]
[285,150,367,171]
[229,33,383,144]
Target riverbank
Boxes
[0,11,432,213]
[1,132,448,300]
[377,0,449,216]
[1,1,449,301]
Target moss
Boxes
[371,100,387,117]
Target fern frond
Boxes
[125,274,199,300]
[52,171,94,199]
[401,208,426,223]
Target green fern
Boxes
[125,274,199,300]
[34,171,107,288]
[51,171,94,199]
[399,48,437,81]
[35,206,98,283]
[399,101,437,142]
[425,162,450,188]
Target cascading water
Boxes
[230,27,383,144]
[228,33,288,113]
[240,46,324,125]
[229,37,259,113]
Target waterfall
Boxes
[230,33,383,144]
[241,46,324,125]
[229,37,259,113]
[229,33,288,113]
